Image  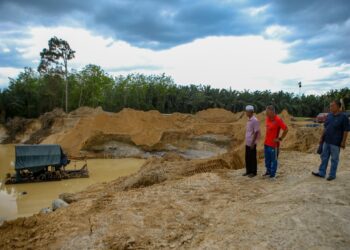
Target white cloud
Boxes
[0,67,22,88]
[244,4,269,16]
[264,25,292,39]
[0,26,349,94]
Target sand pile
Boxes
[196,108,238,123]
[43,108,192,156]
[41,108,240,158]
[0,125,7,143]
[2,107,322,168]
[2,117,41,144]
[279,109,293,123]
[25,109,66,144]
[119,150,243,190]
[69,106,104,116]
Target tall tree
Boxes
[38,37,75,113]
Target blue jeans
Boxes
[318,143,340,178]
[264,145,279,177]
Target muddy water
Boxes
[0,145,145,221]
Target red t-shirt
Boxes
[264,115,287,148]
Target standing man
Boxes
[243,105,260,177]
[264,105,288,179]
[312,100,350,181]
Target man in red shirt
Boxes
[264,105,288,178]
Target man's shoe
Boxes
[327,176,336,181]
[312,172,325,178]
[242,173,249,176]
[262,172,270,177]
[269,176,276,181]
[248,173,257,178]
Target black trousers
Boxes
[245,145,257,174]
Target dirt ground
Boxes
[2,107,348,250]
[0,145,349,249]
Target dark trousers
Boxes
[245,145,257,174]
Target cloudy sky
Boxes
[0,0,349,94]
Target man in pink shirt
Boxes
[243,105,260,177]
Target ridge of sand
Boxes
[2,107,323,168]
[38,107,321,162]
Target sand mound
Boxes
[2,117,41,144]
[41,108,238,158]
[279,109,293,123]
[69,106,104,116]
[3,107,322,170]
[195,108,237,123]
[120,152,241,190]
[25,109,65,144]
[0,125,7,143]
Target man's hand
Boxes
[250,143,256,150]
[273,138,282,143]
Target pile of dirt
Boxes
[0,125,7,143]
[25,109,65,144]
[69,106,104,116]
[279,109,293,123]
[118,151,242,190]
[196,108,238,123]
[41,108,240,159]
[2,117,40,144]
[1,107,323,169]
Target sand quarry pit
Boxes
[1,107,349,249]
[3,107,323,163]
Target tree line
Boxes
[0,64,349,121]
[0,36,349,121]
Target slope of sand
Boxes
[42,108,237,157]
[2,107,324,183]
[0,145,349,249]
[37,107,322,165]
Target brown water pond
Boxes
[0,144,145,221]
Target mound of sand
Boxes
[3,107,322,169]
[0,125,7,143]
[41,108,239,158]
[69,106,104,116]
[195,108,237,123]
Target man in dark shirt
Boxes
[312,100,350,181]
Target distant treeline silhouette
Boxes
[0,64,349,120]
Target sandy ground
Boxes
[0,145,349,249]
[1,107,348,249]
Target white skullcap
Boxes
[245,105,254,111]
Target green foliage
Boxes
[0,65,349,120]
[38,37,75,75]
[38,36,75,113]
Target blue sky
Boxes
[0,0,349,94]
